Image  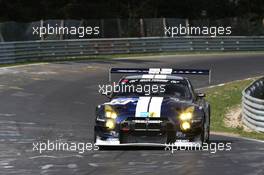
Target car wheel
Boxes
[193,123,205,143]
[119,132,129,143]
[194,133,204,143]
[166,131,176,144]
[93,131,97,144]
[205,125,210,143]
[204,107,210,143]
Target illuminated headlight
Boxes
[105,111,117,119]
[179,112,193,120]
[104,105,118,119]
[105,119,115,129]
[181,121,191,130]
[179,106,194,121]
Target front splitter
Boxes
[95,137,202,147]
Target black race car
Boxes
[94,68,211,146]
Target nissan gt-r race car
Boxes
[94,68,211,146]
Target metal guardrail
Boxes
[0,36,264,64]
[242,78,264,132]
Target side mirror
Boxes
[197,93,206,98]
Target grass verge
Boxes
[205,78,264,140]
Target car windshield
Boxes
[112,79,192,100]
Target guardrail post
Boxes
[60,20,64,40]
[100,19,105,38]
[162,18,167,37]
[40,20,44,41]
[117,18,122,38]
[140,18,145,37]
[0,23,4,42]
[185,19,189,36]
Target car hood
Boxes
[101,97,197,120]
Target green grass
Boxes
[205,79,264,140]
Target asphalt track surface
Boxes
[0,53,264,175]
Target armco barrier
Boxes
[242,77,264,132]
[0,36,264,64]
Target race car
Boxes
[94,68,211,146]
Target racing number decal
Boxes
[148,97,163,117]
[135,97,163,117]
[135,97,151,117]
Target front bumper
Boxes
[94,117,203,145]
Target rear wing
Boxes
[109,68,211,84]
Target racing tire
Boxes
[193,123,206,143]
[93,130,97,144]
[194,132,204,143]
[205,106,211,143]
[119,132,129,143]
[205,125,210,143]
[166,131,176,144]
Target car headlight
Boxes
[181,121,191,130]
[105,119,115,129]
[104,105,118,119]
[179,112,193,120]
[179,106,194,121]
[105,111,117,119]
